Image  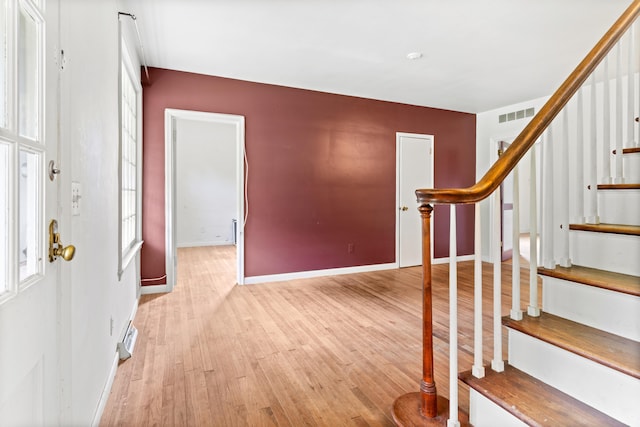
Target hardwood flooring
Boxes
[100,246,535,426]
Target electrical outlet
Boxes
[348,243,354,254]
[71,182,81,215]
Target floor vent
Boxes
[118,321,138,360]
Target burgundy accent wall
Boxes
[141,67,476,284]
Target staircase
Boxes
[391,2,640,426]
[462,182,640,426]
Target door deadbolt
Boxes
[49,219,76,262]
[48,160,61,181]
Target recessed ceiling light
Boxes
[406,52,423,60]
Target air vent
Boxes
[499,107,535,124]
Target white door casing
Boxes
[159,109,246,293]
[500,140,514,261]
[396,133,434,268]
[0,0,63,424]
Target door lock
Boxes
[400,206,409,211]
[48,160,61,181]
[49,219,76,262]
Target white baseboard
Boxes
[176,241,231,248]
[140,283,171,294]
[244,262,399,285]
[432,254,475,265]
[91,352,119,427]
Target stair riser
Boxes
[542,276,640,341]
[621,152,640,183]
[569,231,640,276]
[597,189,640,226]
[468,389,528,427]
[507,329,640,426]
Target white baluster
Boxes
[511,165,523,320]
[615,42,625,184]
[587,75,600,224]
[541,129,555,269]
[448,204,459,427]
[602,57,613,184]
[558,109,571,268]
[472,202,485,378]
[627,29,635,150]
[573,89,585,224]
[492,191,504,372]
[528,145,540,317]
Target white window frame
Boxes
[0,0,45,304]
[117,35,142,279]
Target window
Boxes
[118,39,142,277]
[1,0,44,301]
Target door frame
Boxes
[489,135,541,264]
[395,132,434,267]
[499,140,514,261]
[488,134,514,263]
[163,109,246,290]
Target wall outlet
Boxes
[347,243,354,254]
[71,181,81,215]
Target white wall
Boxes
[176,118,238,247]
[476,95,548,261]
[58,1,141,424]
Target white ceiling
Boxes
[122,0,631,113]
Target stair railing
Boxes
[391,1,640,426]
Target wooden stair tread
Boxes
[598,183,640,190]
[569,223,640,236]
[502,313,640,379]
[537,265,640,297]
[612,147,640,155]
[459,364,626,427]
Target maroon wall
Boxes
[141,68,476,284]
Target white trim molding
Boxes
[244,262,399,285]
[164,109,246,291]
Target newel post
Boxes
[392,204,453,426]
[418,204,438,417]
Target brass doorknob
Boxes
[49,219,76,262]
[53,244,76,261]
[401,206,409,211]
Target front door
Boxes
[397,133,434,267]
[0,0,64,424]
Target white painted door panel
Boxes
[0,0,61,424]
[398,134,433,267]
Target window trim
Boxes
[117,33,142,280]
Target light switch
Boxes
[71,182,81,215]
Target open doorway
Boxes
[165,110,246,290]
[495,138,541,264]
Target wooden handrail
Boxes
[416,0,640,205]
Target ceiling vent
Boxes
[499,107,535,124]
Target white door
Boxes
[0,0,64,424]
[397,133,434,267]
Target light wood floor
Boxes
[101,246,535,426]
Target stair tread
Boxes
[569,222,640,236]
[598,183,640,190]
[460,364,626,427]
[537,265,640,296]
[612,147,640,155]
[502,313,640,379]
